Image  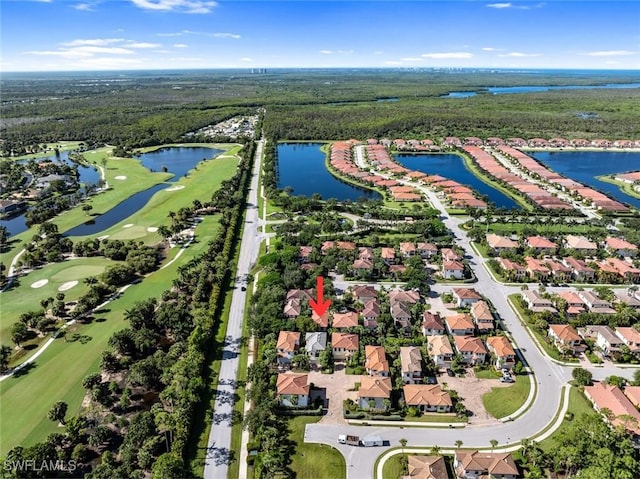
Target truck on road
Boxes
[337,434,360,446]
[361,435,384,447]
[337,434,385,447]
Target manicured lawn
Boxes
[1,257,113,352]
[539,386,594,452]
[474,368,501,379]
[382,452,408,479]
[596,174,640,200]
[288,417,346,479]
[482,373,531,419]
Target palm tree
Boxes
[455,439,463,449]
[429,445,441,456]
[399,438,407,454]
[489,439,498,450]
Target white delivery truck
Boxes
[337,434,361,446]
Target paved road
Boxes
[203,139,264,479]
[305,149,638,479]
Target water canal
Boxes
[442,82,640,98]
[277,143,380,201]
[395,153,520,210]
[64,146,222,237]
[532,150,640,209]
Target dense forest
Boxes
[2,69,639,154]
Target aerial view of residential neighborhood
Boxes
[1,1,640,479]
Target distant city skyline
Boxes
[2,1,639,72]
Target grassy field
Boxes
[482,373,531,419]
[381,452,408,479]
[539,386,594,452]
[287,417,346,479]
[1,257,113,358]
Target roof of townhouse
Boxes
[399,242,417,254]
[485,233,519,249]
[305,332,327,353]
[526,236,558,249]
[549,324,581,343]
[446,313,475,331]
[403,455,448,479]
[453,336,487,354]
[381,247,396,259]
[584,382,640,434]
[587,325,623,344]
[362,299,381,317]
[276,373,310,396]
[403,384,452,407]
[365,345,390,373]
[400,346,423,373]
[605,237,638,251]
[428,335,454,356]
[486,336,516,357]
[471,301,493,322]
[563,257,595,272]
[623,386,640,409]
[358,376,392,398]
[497,257,526,272]
[525,257,551,273]
[455,451,519,477]
[558,291,586,306]
[277,331,300,351]
[417,242,438,252]
[388,289,421,304]
[441,248,461,261]
[352,285,378,299]
[615,327,640,348]
[564,235,598,251]
[332,312,359,329]
[331,332,359,351]
[443,260,465,271]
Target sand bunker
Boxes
[147,227,159,232]
[114,175,127,180]
[97,235,110,241]
[31,279,49,289]
[165,185,185,192]
[58,280,78,292]
[123,224,134,228]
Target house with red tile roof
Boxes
[615,327,640,354]
[403,384,452,413]
[442,260,465,280]
[277,331,301,366]
[276,373,310,407]
[564,235,598,254]
[584,382,640,436]
[352,285,378,304]
[548,324,585,356]
[452,288,483,307]
[365,345,390,377]
[381,247,396,264]
[521,290,556,313]
[562,257,596,281]
[311,310,329,329]
[361,299,381,327]
[496,258,527,280]
[545,259,572,282]
[358,376,392,410]
[332,332,359,360]
[525,257,551,281]
[427,335,454,369]
[401,455,448,479]
[441,248,462,262]
[421,311,445,336]
[557,291,586,317]
[332,311,359,329]
[605,237,638,257]
[453,336,487,365]
[352,258,374,273]
[486,336,516,370]
[400,242,417,257]
[299,246,313,263]
[454,451,519,479]
[445,313,475,336]
[623,386,640,409]
[526,236,557,254]
[601,258,640,282]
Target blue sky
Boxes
[1,1,639,71]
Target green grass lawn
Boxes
[539,386,594,452]
[1,257,114,355]
[596,174,640,200]
[381,452,408,479]
[287,417,346,479]
[482,373,531,419]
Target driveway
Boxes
[309,363,362,425]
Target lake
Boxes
[532,150,640,209]
[64,146,221,237]
[395,153,520,210]
[443,82,640,98]
[277,143,380,201]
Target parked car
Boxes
[446,368,455,377]
[500,377,514,383]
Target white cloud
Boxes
[74,3,94,11]
[212,33,241,39]
[158,32,185,37]
[73,46,135,54]
[127,42,161,48]
[320,50,334,54]
[500,52,541,57]
[482,47,504,52]
[319,49,353,55]
[77,57,143,67]
[169,57,202,62]
[240,57,253,62]
[63,38,124,47]
[24,49,92,58]
[487,2,545,10]
[487,2,512,8]
[586,50,637,57]
[131,0,217,14]
[421,52,473,59]
[173,43,189,48]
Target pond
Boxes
[63,146,222,237]
[277,143,380,201]
[395,153,520,210]
[532,150,640,209]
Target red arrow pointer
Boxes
[309,276,331,317]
